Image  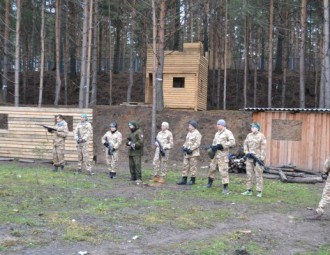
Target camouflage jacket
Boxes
[183,129,202,158]
[322,156,330,175]
[102,130,123,150]
[243,131,267,161]
[74,121,92,145]
[127,128,144,156]
[53,120,68,146]
[212,128,235,158]
[156,130,173,150]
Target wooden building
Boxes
[246,108,330,172]
[145,42,208,111]
[0,107,93,162]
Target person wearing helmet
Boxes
[126,121,144,184]
[101,121,123,179]
[74,114,94,175]
[241,122,267,197]
[205,119,235,194]
[152,122,174,184]
[177,120,202,185]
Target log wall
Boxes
[145,42,208,110]
[253,111,330,172]
[0,107,93,162]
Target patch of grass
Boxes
[64,221,98,243]
[297,243,330,255]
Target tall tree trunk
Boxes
[253,27,259,107]
[151,0,157,144]
[223,0,228,110]
[38,0,45,107]
[202,0,209,53]
[173,0,181,51]
[54,0,62,106]
[108,1,113,105]
[243,0,248,108]
[63,0,69,105]
[155,0,166,112]
[79,0,89,108]
[85,0,93,108]
[299,0,307,108]
[2,0,10,103]
[14,0,21,107]
[281,8,289,107]
[323,0,330,107]
[127,0,136,102]
[90,0,98,106]
[267,0,274,107]
[68,1,77,78]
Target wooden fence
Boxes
[0,107,93,162]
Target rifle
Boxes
[104,137,115,155]
[77,128,82,144]
[155,137,165,157]
[244,153,269,173]
[37,124,57,133]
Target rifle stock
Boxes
[155,138,165,157]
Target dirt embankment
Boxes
[92,106,252,164]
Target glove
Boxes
[245,153,253,159]
[211,145,218,152]
[217,144,224,151]
[103,142,109,148]
[322,173,328,180]
[186,149,193,155]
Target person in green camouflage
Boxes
[126,121,144,184]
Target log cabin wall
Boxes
[145,42,208,110]
[0,107,93,162]
[249,109,330,172]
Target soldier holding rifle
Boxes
[101,122,122,179]
[152,122,173,184]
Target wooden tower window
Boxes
[0,114,8,130]
[173,77,185,88]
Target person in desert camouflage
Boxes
[152,122,173,184]
[205,119,235,194]
[241,122,267,198]
[74,114,93,175]
[101,121,122,179]
[50,114,69,171]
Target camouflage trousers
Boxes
[182,156,198,177]
[53,143,65,167]
[317,176,330,214]
[77,143,92,172]
[106,151,119,173]
[245,159,263,192]
[152,148,169,177]
[208,155,229,184]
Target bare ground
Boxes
[1,161,329,255]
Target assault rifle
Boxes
[37,124,57,133]
[244,153,269,173]
[104,137,115,155]
[77,128,82,144]
[155,138,165,157]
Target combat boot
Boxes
[305,211,323,220]
[109,172,114,179]
[60,165,64,171]
[112,172,117,179]
[187,177,196,185]
[205,177,214,188]
[52,165,58,172]
[177,176,187,185]
[222,184,229,195]
[152,175,160,182]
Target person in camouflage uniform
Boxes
[177,120,202,185]
[306,157,330,220]
[74,114,93,175]
[126,121,144,184]
[205,119,235,194]
[102,121,122,179]
[241,122,267,197]
[50,114,69,171]
[152,122,174,184]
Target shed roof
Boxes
[244,108,330,113]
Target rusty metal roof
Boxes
[244,108,330,113]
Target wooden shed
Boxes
[145,42,208,111]
[246,108,330,172]
[0,107,93,162]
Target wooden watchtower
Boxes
[145,42,208,111]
